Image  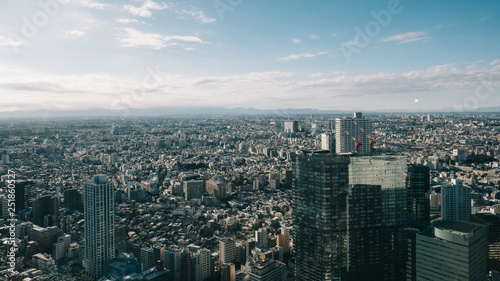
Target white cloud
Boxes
[331,71,346,75]
[381,31,431,44]
[279,51,328,61]
[116,28,167,49]
[490,59,500,66]
[115,28,206,49]
[292,38,301,43]
[174,6,216,24]
[310,34,319,39]
[309,73,324,78]
[0,35,23,49]
[123,0,169,18]
[116,18,140,24]
[164,35,205,43]
[60,0,112,10]
[68,30,85,37]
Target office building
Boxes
[164,245,182,281]
[64,189,83,211]
[335,112,372,155]
[349,156,407,281]
[321,133,335,151]
[184,180,204,201]
[193,248,211,281]
[141,247,154,271]
[441,179,471,221]
[415,220,487,281]
[52,234,71,261]
[220,237,236,264]
[406,164,431,226]
[346,184,383,281]
[221,263,236,281]
[255,228,268,249]
[470,213,500,271]
[32,195,59,227]
[83,174,115,278]
[248,259,287,281]
[293,152,350,280]
[31,225,63,254]
[15,180,34,213]
[284,121,298,133]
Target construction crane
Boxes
[349,117,376,150]
[333,120,363,153]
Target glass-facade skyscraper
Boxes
[293,153,408,281]
[293,152,350,281]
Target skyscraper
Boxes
[293,152,350,281]
[83,174,115,278]
[335,112,372,155]
[441,179,471,221]
[346,184,383,281]
[469,213,500,271]
[415,220,487,281]
[406,164,430,226]
[348,156,407,281]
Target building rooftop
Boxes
[433,220,484,235]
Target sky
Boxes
[0,0,499,113]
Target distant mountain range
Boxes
[0,105,499,119]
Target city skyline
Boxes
[0,0,499,114]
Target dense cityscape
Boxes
[0,112,500,280]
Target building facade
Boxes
[415,220,487,281]
[335,112,372,155]
[83,174,115,278]
[293,152,350,281]
[441,179,471,221]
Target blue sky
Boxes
[0,0,499,113]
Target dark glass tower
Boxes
[346,184,383,281]
[406,164,430,226]
[293,152,350,281]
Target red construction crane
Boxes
[349,117,376,150]
[333,120,363,153]
[370,133,376,150]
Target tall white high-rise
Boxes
[441,179,471,221]
[83,174,115,278]
[335,112,372,155]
